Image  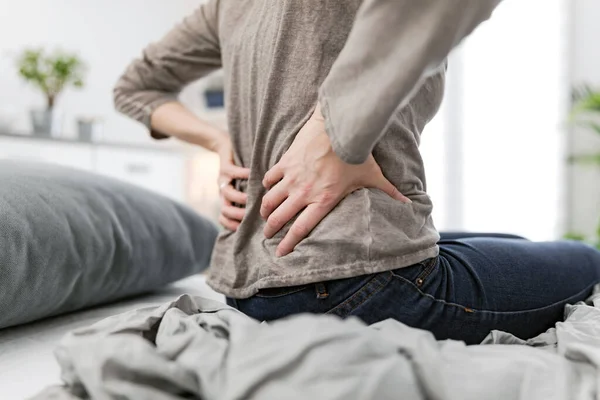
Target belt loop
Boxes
[315,282,329,299]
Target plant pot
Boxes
[30,109,53,136]
[77,121,94,142]
[77,118,104,142]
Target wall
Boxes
[2,0,594,238]
[0,0,203,144]
[568,0,600,238]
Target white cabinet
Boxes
[0,139,94,171]
[0,135,187,203]
[94,147,185,202]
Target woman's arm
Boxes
[113,0,223,149]
[114,1,250,230]
[149,102,227,152]
[262,1,503,255]
[319,0,502,164]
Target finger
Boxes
[264,194,307,239]
[222,184,248,205]
[218,179,232,192]
[374,176,412,204]
[260,180,289,219]
[221,204,245,221]
[276,203,334,257]
[220,198,241,225]
[222,164,251,180]
[219,214,240,231]
[263,163,284,189]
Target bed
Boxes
[0,275,225,399]
[8,279,600,399]
[28,285,600,400]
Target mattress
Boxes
[0,275,225,399]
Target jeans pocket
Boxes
[391,257,439,288]
[325,272,392,319]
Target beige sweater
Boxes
[114,0,501,298]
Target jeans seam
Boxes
[254,285,310,299]
[390,272,598,315]
[391,273,477,312]
[326,272,392,317]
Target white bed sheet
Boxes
[0,275,225,399]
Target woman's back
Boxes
[211,0,445,297]
[115,0,445,297]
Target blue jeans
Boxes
[227,233,600,344]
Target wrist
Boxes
[206,131,230,154]
[311,102,325,123]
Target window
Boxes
[421,0,569,240]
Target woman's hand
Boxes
[147,102,250,231]
[261,103,411,257]
[214,138,250,231]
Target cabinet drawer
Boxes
[0,138,93,171]
[93,147,185,202]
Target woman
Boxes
[114,0,600,344]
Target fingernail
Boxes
[276,247,289,257]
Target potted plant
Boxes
[567,85,600,249]
[16,48,86,136]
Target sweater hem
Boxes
[207,245,439,299]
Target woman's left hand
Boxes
[261,103,411,257]
[216,138,250,231]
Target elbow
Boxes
[112,73,139,116]
[112,77,178,130]
[112,77,151,124]
[112,85,126,115]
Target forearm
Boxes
[113,1,223,143]
[319,0,502,164]
[150,102,227,152]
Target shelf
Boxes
[0,131,184,153]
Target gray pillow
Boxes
[0,160,218,329]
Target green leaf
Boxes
[15,47,86,107]
[574,120,600,136]
[572,84,596,102]
[568,153,600,166]
[570,85,600,122]
[564,232,587,241]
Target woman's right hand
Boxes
[148,102,249,230]
[215,138,250,231]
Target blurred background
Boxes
[0,0,598,245]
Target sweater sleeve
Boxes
[318,0,502,164]
[113,0,222,139]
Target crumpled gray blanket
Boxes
[34,287,600,400]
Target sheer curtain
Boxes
[421,0,569,240]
